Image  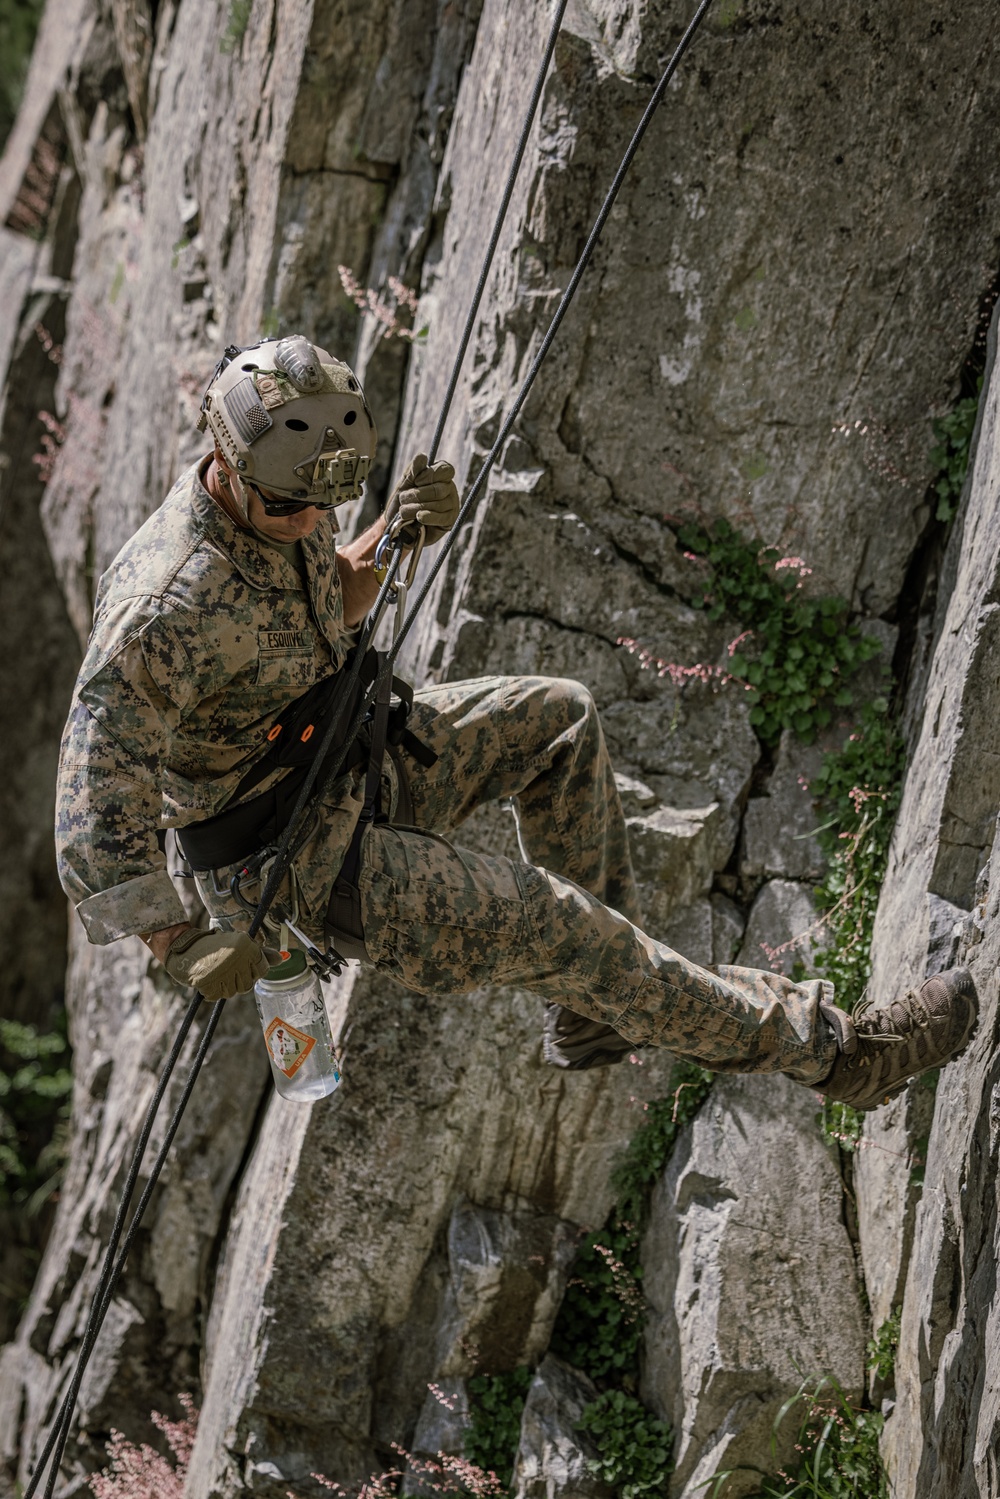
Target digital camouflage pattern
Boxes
[56,462,839,1079]
[358,676,838,1084]
[56,458,366,941]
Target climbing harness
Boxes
[24,1,714,1490]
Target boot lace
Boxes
[846,991,928,1064]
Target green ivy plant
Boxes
[549,1219,645,1381]
[801,702,904,1158]
[0,1014,72,1210]
[867,1310,901,1385]
[706,1374,888,1499]
[465,1368,533,1489]
[551,1062,715,1382]
[676,519,880,745]
[929,385,981,523]
[0,0,45,148]
[579,1391,673,1499]
[816,1098,863,1156]
[810,701,905,1015]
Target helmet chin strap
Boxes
[231,471,252,522]
[215,460,253,529]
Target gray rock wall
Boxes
[185,977,674,1499]
[1,1,1000,1496]
[642,1074,865,1498]
[859,302,1000,1498]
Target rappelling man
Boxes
[55,334,978,1107]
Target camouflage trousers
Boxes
[355,675,839,1084]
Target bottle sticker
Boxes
[264,1017,317,1078]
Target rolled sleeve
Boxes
[76,870,187,943]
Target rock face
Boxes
[736,878,826,975]
[512,1355,609,1499]
[741,732,827,885]
[2,1,1000,1497]
[641,1074,865,1498]
[864,304,1000,1497]
[184,975,674,1499]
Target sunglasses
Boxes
[248,482,336,518]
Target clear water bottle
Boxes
[253,949,342,1102]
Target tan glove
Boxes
[384,452,459,546]
[163,928,270,1002]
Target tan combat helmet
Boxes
[198,335,377,514]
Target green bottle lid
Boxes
[264,948,308,983]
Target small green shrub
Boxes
[816,1099,863,1155]
[465,1367,533,1488]
[551,1063,714,1381]
[809,702,905,1014]
[0,0,45,148]
[0,1014,72,1209]
[549,1220,645,1381]
[707,1375,888,1499]
[676,519,880,745]
[579,1390,673,1498]
[929,385,981,523]
[867,1309,900,1384]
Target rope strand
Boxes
[24,994,204,1498]
[390,0,716,672]
[37,1002,226,1499]
[298,0,716,821]
[428,0,570,462]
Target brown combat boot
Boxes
[818,967,979,1111]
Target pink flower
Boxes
[774,555,813,578]
[90,1396,197,1498]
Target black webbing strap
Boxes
[324,651,394,959]
[363,658,392,822]
[176,651,385,871]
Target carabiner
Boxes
[373,520,427,592]
[373,526,397,582]
[392,527,426,641]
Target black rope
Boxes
[37,1002,225,1498]
[427,0,570,463]
[23,993,204,1498]
[294,0,717,822]
[26,2,714,1487]
[392,0,716,668]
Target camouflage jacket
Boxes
[56,459,367,944]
